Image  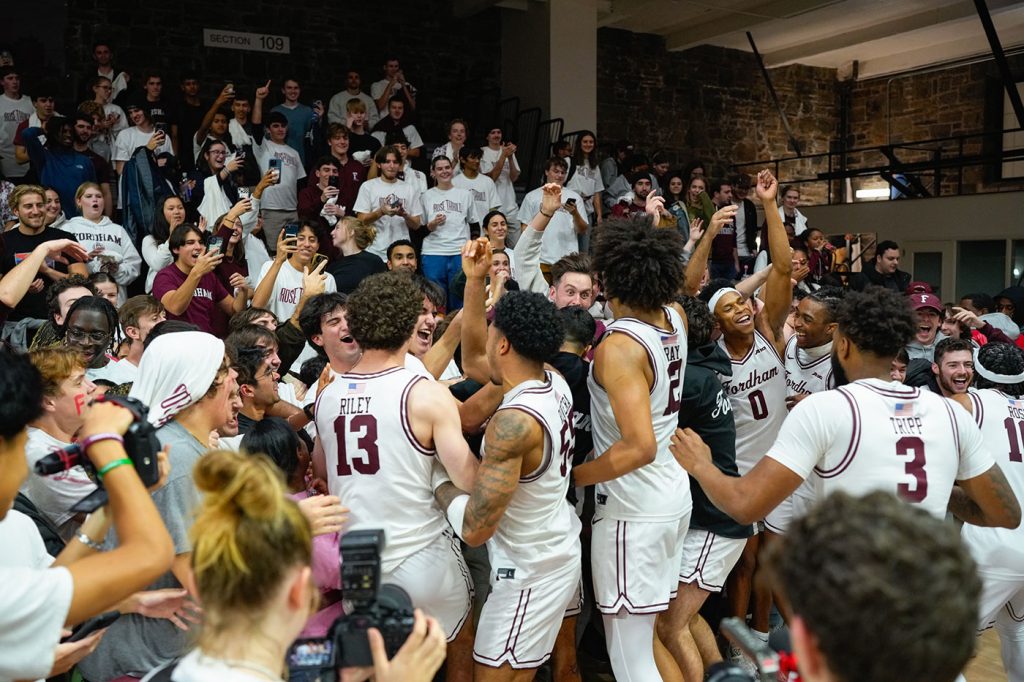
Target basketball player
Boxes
[952,342,1024,680]
[764,287,845,537]
[313,272,479,681]
[435,241,581,680]
[571,209,689,681]
[670,286,1020,531]
[695,169,792,653]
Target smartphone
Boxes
[311,253,328,271]
[284,222,300,239]
[225,81,235,95]
[565,197,576,207]
[154,122,168,135]
[313,99,323,109]
[207,235,223,251]
[67,611,120,642]
[327,175,339,189]
[269,157,283,184]
[237,186,251,199]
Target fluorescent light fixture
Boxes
[855,188,889,199]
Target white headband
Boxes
[708,287,742,316]
[973,347,1024,384]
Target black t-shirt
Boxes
[348,132,381,157]
[678,343,752,539]
[327,250,387,294]
[548,351,592,465]
[176,100,207,171]
[145,97,177,132]
[0,227,80,321]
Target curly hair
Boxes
[346,272,422,351]
[298,293,348,350]
[974,342,1024,396]
[676,295,714,349]
[493,291,564,364]
[555,305,596,349]
[46,274,97,322]
[834,288,915,359]
[764,491,980,682]
[805,286,846,323]
[592,216,684,311]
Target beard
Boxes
[830,349,850,387]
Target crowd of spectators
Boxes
[1,42,1023,682]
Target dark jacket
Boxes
[996,286,1024,328]
[849,264,912,293]
[679,343,752,538]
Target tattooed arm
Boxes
[435,408,541,547]
[950,465,1021,528]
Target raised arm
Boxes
[195,86,234,146]
[512,183,560,295]
[572,334,658,487]
[459,238,493,384]
[423,309,462,379]
[251,80,270,126]
[415,379,478,491]
[251,230,297,309]
[755,170,793,347]
[683,204,737,296]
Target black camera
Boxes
[706,617,785,682]
[34,395,162,513]
[287,530,415,680]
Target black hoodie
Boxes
[679,343,753,538]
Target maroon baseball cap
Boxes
[905,281,934,295]
[908,292,942,314]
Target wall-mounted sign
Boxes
[203,29,290,54]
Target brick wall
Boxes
[596,29,838,205]
[61,0,502,144]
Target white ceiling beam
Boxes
[763,0,1022,67]
[663,0,842,51]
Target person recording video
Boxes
[141,448,446,682]
[0,348,174,681]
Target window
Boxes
[1002,83,1024,179]
[957,240,1006,298]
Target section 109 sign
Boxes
[203,29,290,54]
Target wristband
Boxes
[96,457,133,480]
[76,531,104,552]
[445,495,470,541]
[540,209,554,218]
[80,433,124,454]
[303,402,316,421]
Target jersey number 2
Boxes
[334,414,380,475]
[896,436,927,503]
[663,359,683,416]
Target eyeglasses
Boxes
[67,327,111,344]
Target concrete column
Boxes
[500,0,597,132]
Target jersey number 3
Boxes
[334,414,380,475]
[896,436,927,503]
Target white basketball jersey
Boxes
[784,336,833,397]
[961,389,1024,576]
[719,330,788,473]
[315,366,447,573]
[767,379,995,520]
[483,371,582,585]
[589,306,690,521]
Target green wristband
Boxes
[96,457,133,479]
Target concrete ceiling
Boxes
[595,0,1024,79]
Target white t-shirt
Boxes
[566,162,605,216]
[0,94,35,178]
[370,79,417,112]
[452,173,500,224]
[112,126,172,163]
[89,357,139,385]
[0,563,73,682]
[256,258,338,323]
[22,428,98,538]
[161,649,282,682]
[480,146,519,219]
[402,161,428,197]
[353,178,423,260]
[767,378,995,520]
[420,186,478,256]
[327,90,379,128]
[254,139,306,210]
[519,185,584,265]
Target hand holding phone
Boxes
[268,158,283,184]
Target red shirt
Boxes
[152,263,231,334]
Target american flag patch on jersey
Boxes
[1010,398,1024,409]
[894,402,915,417]
[346,382,366,394]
